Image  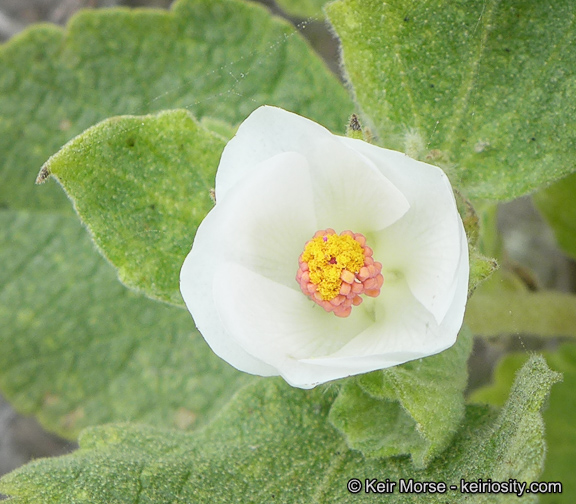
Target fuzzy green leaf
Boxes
[0,356,560,503]
[42,109,223,306]
[0,0,353,212]
[534,172,576,260]
[469,247,498,294]
[326,0,576,200]
[472,346,575,503]
[329,327,473,468]
[454,193,498,293]
[0,210,251,439]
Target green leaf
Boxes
[472,346,575,504]
[0,356,560,503]
[534,172,576,260]
[329,327,473,468]
[0,210,252,439]
[453,193,498,293]
[469,247,498,294]
[466,290,576,339]
[200,116,238,141]
[275,0,328,18]
[0,0,354,212]
[325,0,576,200]
[42,109,223,306]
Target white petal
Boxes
[182,107,469,388]
[340,138,467,324]
[213,262,374,388]
[302,279,446,363]
[434,222,469,338]
[306,136,410,232]
[215,106,335,201]
[216,107,411,233]
[306,228,469,374]
[180,151,318,374]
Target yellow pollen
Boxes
[301,234,364,300]
[297,229,384,317]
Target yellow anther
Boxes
[296,229,383,318]
[301,233,364,300]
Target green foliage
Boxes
[275,0,328,18]
[472,346,576,504]
[469,248,498,294]
[0,356,559,503]
[454,193,498,293]
[0,0,353,213]
[0,0,570,500]
[534,172,576,260]
[0,0,354,437]
[330,327,473,468]
[466,290,576,339]
[42,110,223,306]
[326,0,576,200]
[0,210,252,439]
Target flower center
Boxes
[296,228,383,318]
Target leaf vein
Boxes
[446,0,502,151]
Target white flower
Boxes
[180,106,469,389]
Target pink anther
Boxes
[296,229,384,318]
